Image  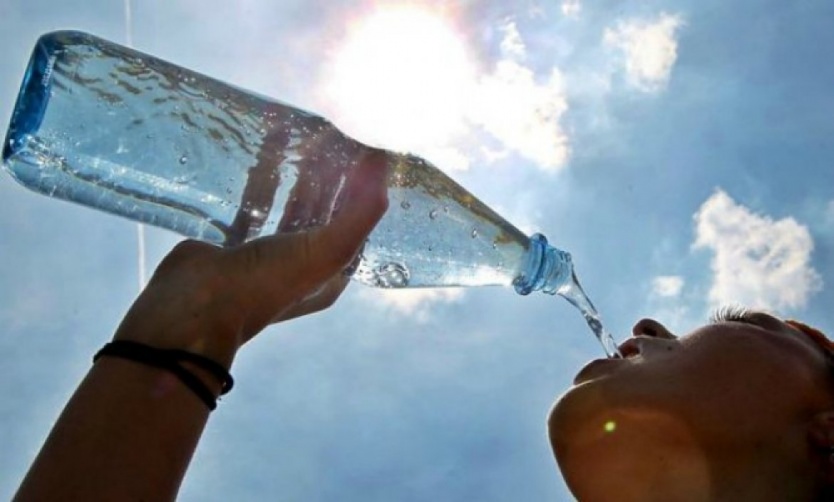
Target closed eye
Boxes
[709,305,756,324]
[709,306,781,331]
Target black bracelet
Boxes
[93,341,234,411]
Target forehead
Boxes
[688,312,827,366]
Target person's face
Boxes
[549,312,834,501]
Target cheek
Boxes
[654,341,814,430]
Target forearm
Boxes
[12,149,387,501]
[14,356,223,501]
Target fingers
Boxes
[277,129,357,233]
[251,146,389,286]
[225,147,388,329]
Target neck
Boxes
[703,445,814,502]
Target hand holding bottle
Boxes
[113,149,388,369]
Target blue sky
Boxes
[1,0,833,500]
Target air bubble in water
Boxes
[178,155,188,165]
[471,228,478,238]
[400,200,411,210]
[374,262,410,288]
[429,209,439,220]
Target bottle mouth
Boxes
[3,34,57,162]
[513,233,575,296]
[514,233,550,295]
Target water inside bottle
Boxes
[3,32,620,356]
[3,33,535,292]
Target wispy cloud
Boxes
[692,189,822,311]
[467,21,570,172]
[561,0,581,18]
[604,13,684,92]
[498,21,526,59]
[651,275,684,298]
[468,61,569,171]
[359,289,465,322]
[320,13,570,173]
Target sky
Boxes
[1,0,833,500]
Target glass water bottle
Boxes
[2,31,619,357]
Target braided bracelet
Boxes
[93,340,234,411]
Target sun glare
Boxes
[323,6,474,152]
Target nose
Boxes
[632,318,677,340]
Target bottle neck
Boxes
[513,233,574,296]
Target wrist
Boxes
[94,341,234,411]
[113,310,241,371]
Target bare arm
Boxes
[14,150,388,501]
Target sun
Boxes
[322,5,474,153]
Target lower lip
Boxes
[573,357,630,384]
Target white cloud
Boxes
[422,145,471,172]
[481,146,510,164]
[692,189,822,311]
[651,275,684,298]
[604,13,683,92]
[464,22,569,171]
[562,0,581,17]
[468,62,569,171]
[359,288,465,323]
[499,21,526,59]
[321,11,571,173]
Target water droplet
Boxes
[471,228,478,239]
[443,205,450,213]
[178,155,188,165]
[400,200,411,210]
[374,263,410,288]
[429,209,439,220]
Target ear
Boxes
[808,411,834,482]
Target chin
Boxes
[546,382,606,462]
